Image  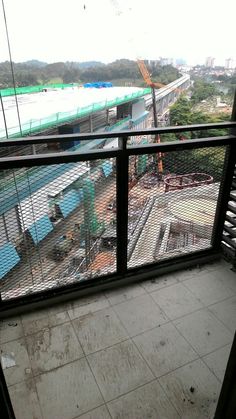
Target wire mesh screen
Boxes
[128,146,226,269]
[0,158,116,300]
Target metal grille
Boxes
[0,158,116,300]
[222,164,236,263]
[128,146,226,269]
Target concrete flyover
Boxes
[144,74,190,116]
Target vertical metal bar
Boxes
[116,136,129,275]
[0,363,16,419]
[211,142,236,249]
[231,89,236,127]
[0,93,9,139]
[89,115,93,132]
[152,87,158,128]
[214,332,236,419]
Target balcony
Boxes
[0,259,235,418]
[0,122,236,418]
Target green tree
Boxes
[191,80,218,104]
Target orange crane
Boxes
[137,59,164,173]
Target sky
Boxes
[0,0,235,66]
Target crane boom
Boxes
[137,58,163,174]
[137,59,165,89]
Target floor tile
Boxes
[9,378,42,419]
[159,359,221,419]
[151,282,203,320]
[68,294,110,320]
[105,284,145,305]
[215,267,236,294]
[1,338,32,386]
[141,273,177,293]
[173,265,209,281]
[76,405,111,419]
[26,322,83,375]
[206,259,229,272]
[107,380,180,419]
[21,309,70,336]
[203,344,232,382]
[133,323,198,377]
[184,272,233,306]
[21,310,51,336]
[35,358,103,419]
[208,296,236,333]
[73,307,128,354]
[87,340,153,402]
[0,317,23,344]
[113,294,168,337]
[174,309,233,356]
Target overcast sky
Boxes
[0,0,235,66]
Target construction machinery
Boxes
[137,59,164,173]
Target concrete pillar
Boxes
[106,109,109,125]
[89,115,93,132]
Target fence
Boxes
[0,122,236,310]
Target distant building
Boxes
[205,57,215,68]
[160,57,173,66]
[225,58,234,69]
[175,58,187,66]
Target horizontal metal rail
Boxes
[0,135,234,170]
[0,124,236,314]
[0,122,235,147]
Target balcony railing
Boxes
[0,122,236,312]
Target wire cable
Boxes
[1,0,22,136]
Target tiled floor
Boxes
[1,259,235,419]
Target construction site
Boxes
[1,59,219,299]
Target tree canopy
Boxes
[0,59,181,88]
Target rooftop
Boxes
[0,86,150,139]
[1,259,235,419]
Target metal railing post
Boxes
[0,363,16,418]
[116,136,129,275]
[211,142,236,249]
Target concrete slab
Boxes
[68,294,110,320]
[75,405,111,419]
[203,344,232,382]
[0,317,23,344]
[107,380,180,419]
[184,272,234,306]
[87,340,153,402]
[113,294,168,337]
[159,359,220,419]
[1,338,32,386]
[35,358,103,419]
[133,323,198,377]
[73,307,128,355]
[174,309,233,356]
[22,309,70,336]
[151,282,204,320]
[105,284,146,306]
[208,296,236,333]
[9,379,42,419]
[26,323,83,374]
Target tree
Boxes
[191,80,218,104]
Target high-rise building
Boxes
[225,58,234,69]
[205,57,215,68]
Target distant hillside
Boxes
[0,59,181,88]
[77,61,104,69]
[22,60,47,68]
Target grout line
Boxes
[106,377,181,418]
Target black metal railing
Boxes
[0,122,236,313]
